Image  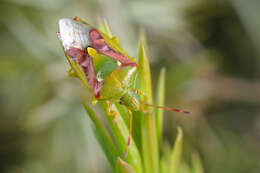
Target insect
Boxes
[57,17,190,158]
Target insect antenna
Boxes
[133,89,190,114]
[142,103,191,114]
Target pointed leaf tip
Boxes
[103,18,113,38]
[137,30,153,103]
[169,127,183,173]
[156,67,166,148]
[192,151,204,173]
[116,157,136,173]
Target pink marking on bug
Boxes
[89,29,137,68]
[124,110,132,158]
[66,47,103,97]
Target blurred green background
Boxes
[1,0,260,172]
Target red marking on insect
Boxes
[121,62,137,68]
[95,92,100,99]
[94,83,103,98]
[66,47,103,95]
[89,28,103,40]
[89,29,137,68]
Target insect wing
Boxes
[92,53,119,82]
[99,32,130,59]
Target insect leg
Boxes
[132,89,152,114]
[132,89,148,102]
[105,101,117,120]
[124,109,132,158]
[89,29,137,67]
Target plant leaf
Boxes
[103,19,113,38]
[98,18,113,38]
[136,32,159,173]
[114,102,130,127]
[192,151,204,173]
[169,127,183,173]
[83,103,119,170]
[100,102,143,173]
[136,31,153,103]
[155,68,166,149]
[116,157,137,173]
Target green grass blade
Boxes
[155,68,166,149]
[192,152,204,173]
[100,102,143,173]
[130,110,142,153]
[136,32,159,173]
[169,127,183,173]
[98,18,113,38]
[116,157,137,173]
[103,19,113,38]
[83,103,119,170]
[137,31,153,103]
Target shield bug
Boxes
[57,17,190,157]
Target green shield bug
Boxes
[57,17,190,158]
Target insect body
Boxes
[58,18,137,100]
[57,17,190,157]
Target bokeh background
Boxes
[1,0,260,172]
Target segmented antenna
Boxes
[124,103,190,158]
[143,103,191,114]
